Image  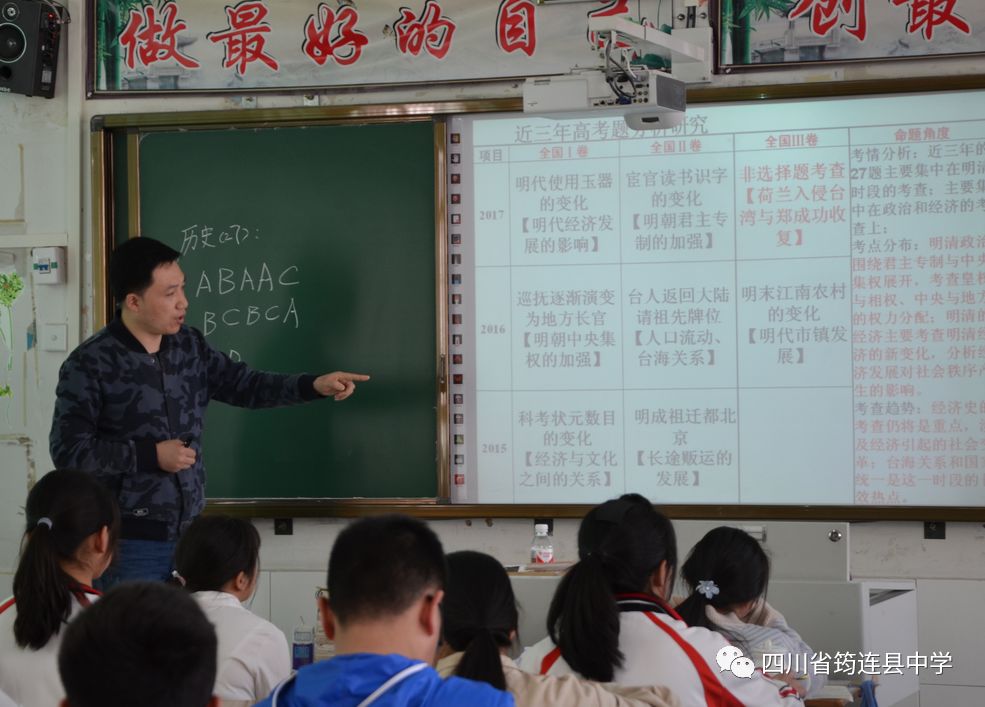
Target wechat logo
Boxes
[716,645,756,679]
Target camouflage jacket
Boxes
[50,317,320,541]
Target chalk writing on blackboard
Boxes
[179,221,303,338]
[179,224,258,254]
[195,262,301,336]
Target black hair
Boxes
[58,582,217,707]
[546,493,677,682]
[676,526,770,631]
[173,515,261,593]
[327,514,446,625]
[109,236,181,303]
[13,470,120,650]
[443,550,518,691]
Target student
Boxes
[518,495,803,706]
[438,550,681,707]
[172,515,291,703]
[256,515,513,707]
[675,526,825,698]
[0,470,118,707]
[58,581,219,707]
[50,236,369,584]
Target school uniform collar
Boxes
[108,314,176,354]
[67,581,100,595]
[193,590,246,609]
[0,582,99,614]
[67,581,101,608]
[436,651,517,677]
[615,592,683,621]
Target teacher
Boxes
[50,237,368,585]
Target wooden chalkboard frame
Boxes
[91,77,985,521]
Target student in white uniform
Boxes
[172,515,290,703]
[676,526,825,698]
[0,470,118,707]
[518,494,803,707]
[438,550,681,707]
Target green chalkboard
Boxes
[130,121,439,499]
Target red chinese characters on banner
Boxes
[587,0,630,47]
[890,0,971,40]
[497,0,537,56]
[393,1,457,59]
[303,4,368,66]
[789,0,869,41]
[119,2,200,70]
[207,0,279,75]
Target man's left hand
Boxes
[314,371,371,401]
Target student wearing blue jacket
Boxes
[256,515,513,707]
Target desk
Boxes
[802,683,855,706]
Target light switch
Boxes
[41,323,67,351]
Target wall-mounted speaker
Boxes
[0,0,62,98]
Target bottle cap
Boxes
[534,523,549,534]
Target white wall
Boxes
[2,2,985,703]
[249,517,853,634]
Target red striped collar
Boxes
[67,581,101,608]
[642,611,746,707]
[539,593,683,678]
[0,582,99,616]
[539,646,562,675]
[615,592,684,621]
[68,581,100,595]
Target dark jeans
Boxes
[97,538,177,590]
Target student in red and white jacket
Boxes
[517,495,802,707]
[0,470,118,707]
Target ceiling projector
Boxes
[522,68,686,131]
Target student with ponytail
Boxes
[518,495,804,706]
[0,469,119,707]
[676,526,824,698]
[172,515,291,703]
[437,550,680,707]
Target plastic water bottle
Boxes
[292,617,314,670]
[530,523,554,564]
